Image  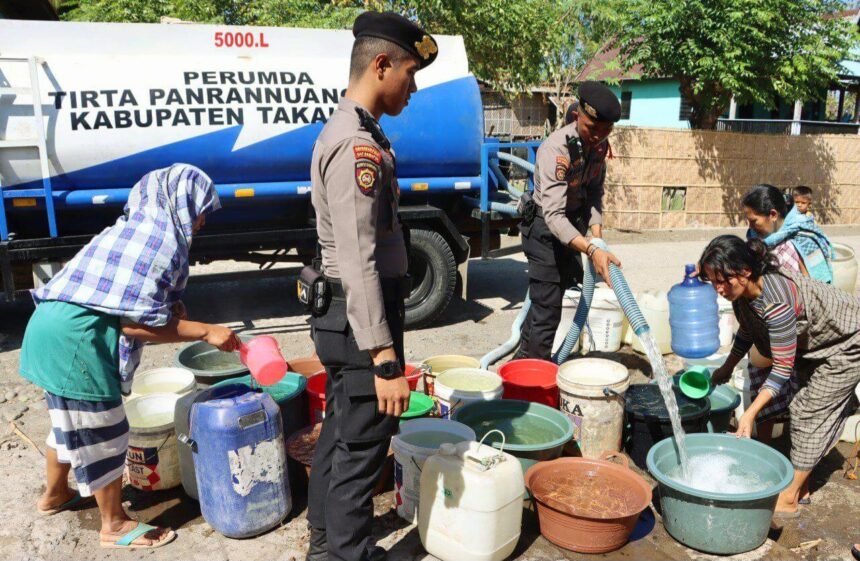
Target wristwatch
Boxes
[372,360,403,380]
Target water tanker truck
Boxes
[0,19,532,326]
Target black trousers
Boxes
[306,281,405,561]
[519,214,584,360]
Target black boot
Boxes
[305,526,328,561]
[304,527,387,561]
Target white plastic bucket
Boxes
[631,290,671,355]
[125,393,182,491]
[832,242,858,294]
[421,355,481,397]
[557,358,629,458]
[581,287,623,354]
[434,368,503,419]
[393,418,476,522]
[552,290,582,355]
[129,367,196,399]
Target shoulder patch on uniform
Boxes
[354,144,383,165]
[355,161,379,196]
[555,156,570,181]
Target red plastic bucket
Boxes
[306,371,327,425]
[498,359,560,408]
[404,363,426,392]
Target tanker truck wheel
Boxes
[405,228,457,328]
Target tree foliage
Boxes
[612,0,859,128]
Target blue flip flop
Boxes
[37,491,91,516]
[101,522,176,549]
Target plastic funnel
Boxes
[239,336,288,386]
[678,365,711,399]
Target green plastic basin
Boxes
[647,433,793,555]
[175,339,249,387]
[452,399,573,474]
[401,392,435,420]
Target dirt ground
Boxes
[1,227,859,561]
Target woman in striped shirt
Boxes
[701,235,860,517]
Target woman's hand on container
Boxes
[204,324,242,352]
[733,412,755,438]
[590,248,622,287]
[710,364,732,385]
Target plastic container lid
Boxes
[623,383,710,422]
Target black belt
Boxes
[327,276,412,300]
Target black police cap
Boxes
[353,11,438,69]
[577,81,621,123]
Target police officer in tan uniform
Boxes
[515,82,622,360]
[304,11,438,561]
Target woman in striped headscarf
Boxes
[19,164,240,549]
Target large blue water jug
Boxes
[190,388,291,538]
[668,264,720,359]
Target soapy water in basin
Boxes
[668,452,767,494]
[186,349,244,371]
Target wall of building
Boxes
[602,127,860,229]
[611,80,690,129]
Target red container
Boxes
[497,359,560,408]
[404,363,426,392]
[306,372,328,425]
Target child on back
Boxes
[792,185,814,219]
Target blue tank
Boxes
[190,389,291,538]
[668,264,720,359]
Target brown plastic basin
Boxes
[525,453,651,554]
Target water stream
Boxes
[639,329,690,479]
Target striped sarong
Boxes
[45,392,129,496]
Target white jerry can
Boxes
[418,434,523,561]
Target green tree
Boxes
[612,0,859,128]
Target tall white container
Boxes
[580,287,624,354]
[556,358,629,458]
[418,440,524,561]
[832,243,858,294]
[631,290,671,354]
[552,290,582,355]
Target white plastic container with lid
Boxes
[125,393,182,491]
[832,242,858,294]
[418,436,524,561]
[434,368,503,419]
[631,290,671,355]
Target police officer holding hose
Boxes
[300,11,438,561]
[514,81,622,360]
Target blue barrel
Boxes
[668,264,720,359]
[190,389,291,538]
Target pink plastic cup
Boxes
[239,336,288,386]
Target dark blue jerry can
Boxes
[190,388,291,538]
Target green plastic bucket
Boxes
[212,373,309,438]
[647,433,793,555]
[708,385,742,433]
[401,392,435,420]
[452,399,573,475]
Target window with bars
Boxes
[679,95,693,121]
[621,91,632,120]
[662,187,687,211]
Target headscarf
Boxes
[33,164,220,393]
